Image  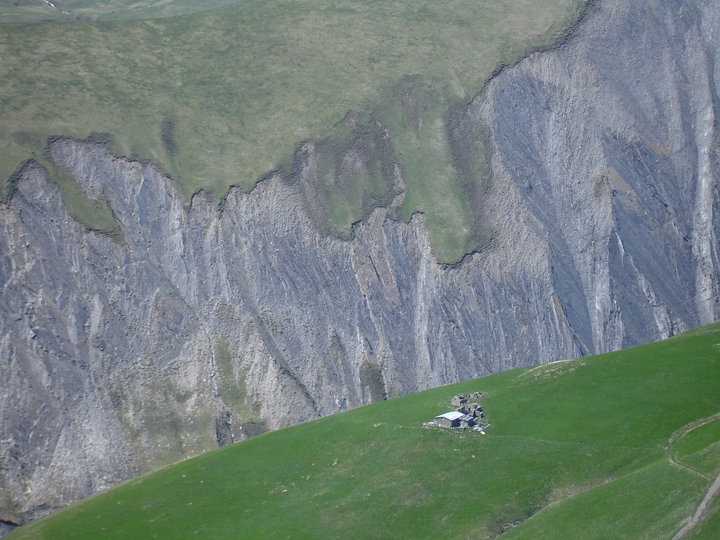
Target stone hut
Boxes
[435,410,464,428]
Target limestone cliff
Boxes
[1,0,719,531]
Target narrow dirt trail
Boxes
[669,413,720,539]
[672,471,720,539]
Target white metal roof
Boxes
[436,411,464,421]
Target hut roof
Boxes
[436,411,464,421]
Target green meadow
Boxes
[0,0,586,262]
[11,323,720,539]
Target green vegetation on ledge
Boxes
[10,323,720,539]
[0,0,587,262]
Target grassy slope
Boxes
[0,0,586,262]
[10,323,720,539]
[0,0,245,23]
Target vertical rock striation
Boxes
[473,0,720,349]
[1,0,718,530]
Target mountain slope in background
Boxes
[0,0,244,22]
[0,0,587,263]
[1,0,719,531]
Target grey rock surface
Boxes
[1,0,719,530]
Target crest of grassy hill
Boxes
[0,0,587,262]
[10,323,720,539]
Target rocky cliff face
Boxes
[1,0,719,531]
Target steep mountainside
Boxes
[1,0,719,531]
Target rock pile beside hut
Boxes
[430,392,489,431]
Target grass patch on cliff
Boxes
[0,0,587,263]
[10,323,720,539]
[38,156,119,233]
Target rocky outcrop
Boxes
[1,0,719,530]
[471,0,720,352]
